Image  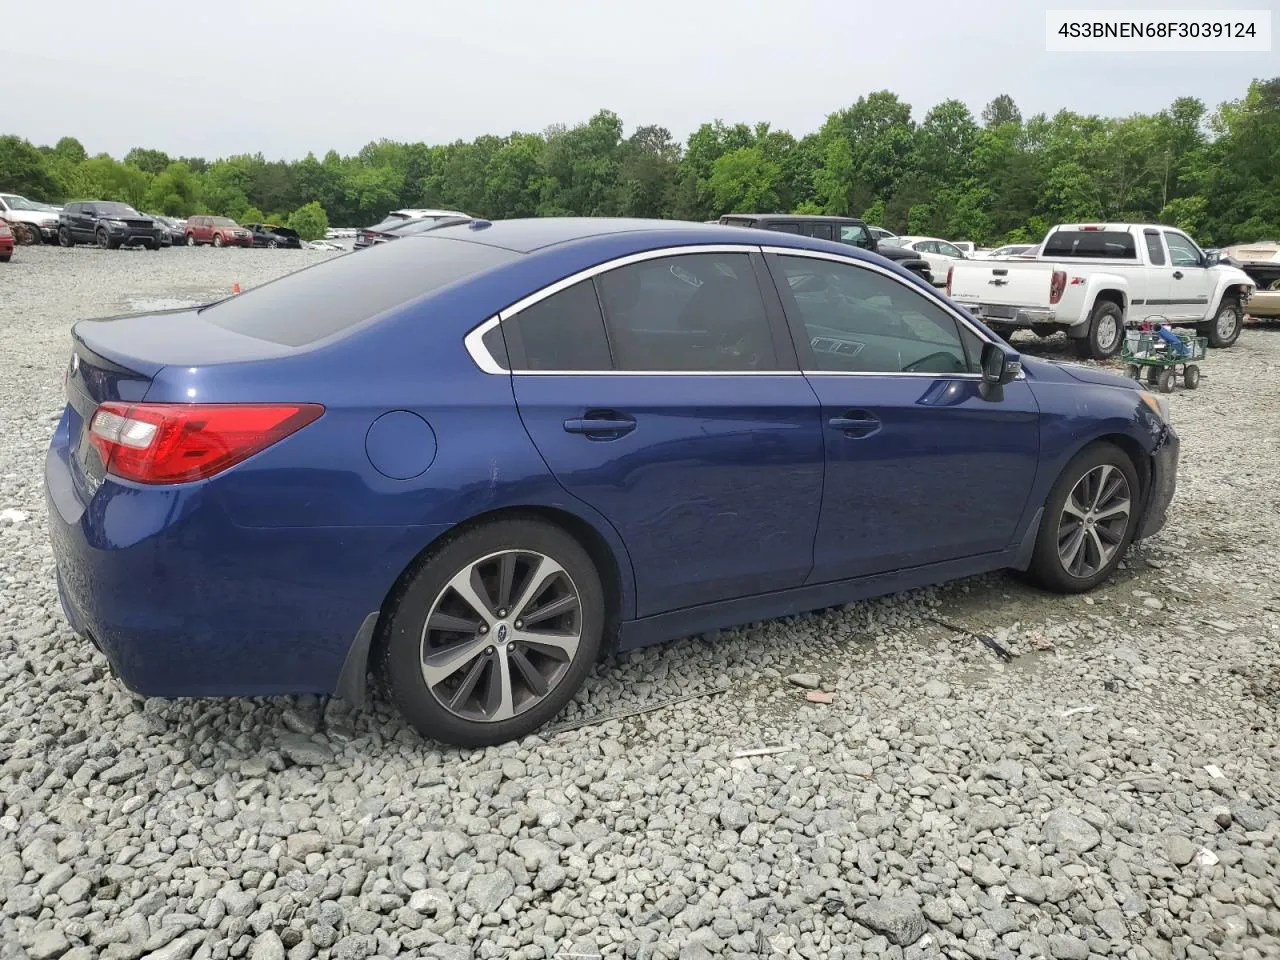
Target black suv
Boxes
[58,201,164,250]
[717,214,932,285]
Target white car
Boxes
[947,223,1256,358]
[386,207,470,222]
[894,236,970,286]
[0,193,60,244]
[868,225,898,242]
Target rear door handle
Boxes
[828,413,882,437]
[563,415,636,437]
[1172,271,1183,279]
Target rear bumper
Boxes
[1137,425,1179,540]
[957,303,1057,327]
[43,412,447,698]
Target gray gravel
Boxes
[2,245,1279,959]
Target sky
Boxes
[3,0,1274,161]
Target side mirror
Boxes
[1203,249,1221,267]
[979,340,1020,401]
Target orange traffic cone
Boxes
[232,282,241,294]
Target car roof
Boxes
[403,216,887,258]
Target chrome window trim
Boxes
[461,241,1025,381]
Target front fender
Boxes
[1202,268,1256,320]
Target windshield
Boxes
[1,194,40,211]
[98,202,142,217]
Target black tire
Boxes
[1157,368,1175,393]
[58,227,73,248]
[1074,301,1125,360]
[95,228,115,250]
[1202,296,1242,349]
[267,239,278,249]
[378,518,604,747]
[1026,442,1141,594]
[1183,364,1201,390]
[0,254,10,263]
[1145,367,1160,385]
[212,233,224,248]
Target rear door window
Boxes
[503,279,613,371]
[595,253,782,372]
[202,237,519,347]
[1143,229,1166,265]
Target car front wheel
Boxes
[212,233,224,247]
[1202,296,1242,349]
[1026,442,1140,593]
[378,518,604,747]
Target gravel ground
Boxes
[1,245,1278,960]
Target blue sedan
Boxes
[45,218,1179,746]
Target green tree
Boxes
[287,201,328,241]
[708,146,780,213]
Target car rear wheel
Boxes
[1025,442,1140,593]
[58,227,73,247]
[267,239,278,249]
[0,254,10,263]
[212,233,224,247]
[1074,301,1124,360]
[378,518,603,747]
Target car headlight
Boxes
[107,219,126,227]
[1139,389,1170,423]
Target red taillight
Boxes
[1050,269,1067,305]
[1080,225,1102,231]
[946,266,954,296]
[87,402,324,485]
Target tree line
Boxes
[1,77,1276,246]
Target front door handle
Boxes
[828,412,882,438]
[1172,271,1183,279]
[563,414,636,437]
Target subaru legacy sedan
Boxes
[46,218,1179,747]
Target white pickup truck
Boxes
[946,223,1256,359]
[0,193,60,244]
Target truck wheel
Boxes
[1201,296,1242,349]
[1074,301,1124,360]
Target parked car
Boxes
[980,243,1038,260]
[243,223,303,249]
[47,217,1180,747]
[868,225,898,242]
[185,215,253,247]
[716,214,933,284]
[947,223,1256,358]
[354,214,472,250]
[893,236,971,286]
[355,209,471,251]
[58,202,164,250]
[0,193,60,244]
[0,218,13,262]
[1221,240,1280,320]
[149,215,186,247]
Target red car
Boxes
[184,215,253,248]
[0,218,13,262]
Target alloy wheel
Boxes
[1057,464,1131,578]
[1216,305,1239,340]
[419,550,582,723]
[1095,315,1119,353]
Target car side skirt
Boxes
[616,549,1016,652]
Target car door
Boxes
[503,245,825,618]
[1138,229,1172,323]
[912,241,949,285]
[762,248,1041,583]
[1163,229,1215,321]
[73,203,95,241]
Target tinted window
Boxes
[1042,230,1137,259]
[809,223,834,241]
[774,255,975,374]
[1143,230,1166,265]
[1163,231,1201,267]
[506,279,611,371]
[480,325,510,370]
[596,253,780,372]
[202,237,519,347]
[937,242,964,258]
[764,223,802,235]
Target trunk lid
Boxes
[948,262,1058,311]
[64,308,296,493]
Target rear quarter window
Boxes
[200,237,519,347]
